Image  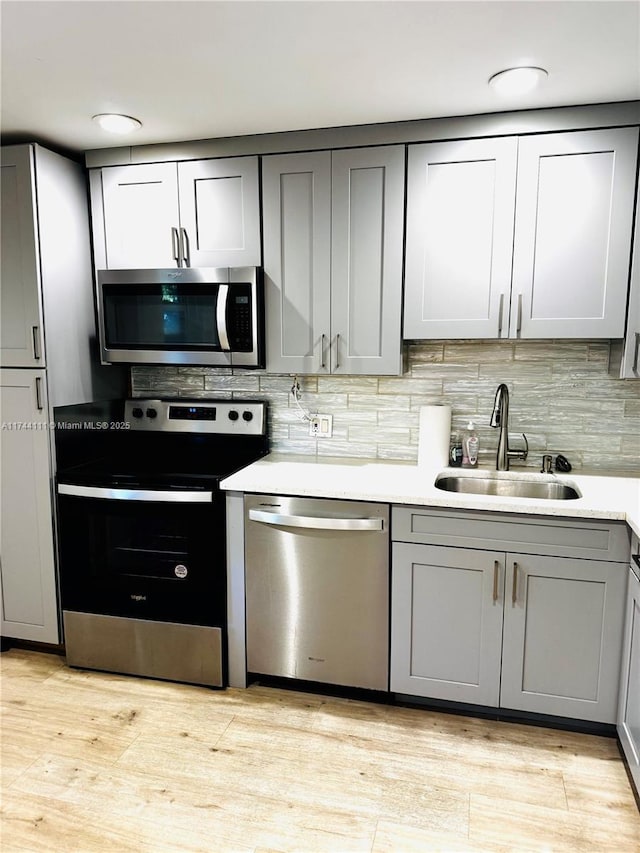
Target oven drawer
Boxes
[64,611,223,687]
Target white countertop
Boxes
[221,454,640,538]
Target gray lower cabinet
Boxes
[499,553,626,722]
[618,535,640,793]
[391,543,504,706]
[262,145,405,375]
[391,507,629,723]
[0,369,59,643]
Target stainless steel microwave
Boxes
[97,267,264,367]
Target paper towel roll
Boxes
[418,404,452,469]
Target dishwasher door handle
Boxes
[248,508,383,531]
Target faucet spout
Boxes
[489,383,528,471]
[490,384,510,470]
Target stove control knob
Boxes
[146,407,158,419]
[131,407,144,419]
[228,410,239,421]
[242,410,254,422]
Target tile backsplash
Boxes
[131,340,640,474]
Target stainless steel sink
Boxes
[434,471,581,500]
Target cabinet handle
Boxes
[171,227,181,267]
[633,332,640,374]
[335,333,340,370]
[180,228,190,268]
[35,377,43,411]
[32,325,41,360]
[493,560,499,602]
[497,294,505,337]
[512,561,518,605]
[320,333,326,370]
[516,294,523,336]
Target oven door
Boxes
[57,484,226,628]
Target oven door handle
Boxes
[57,484,214,502]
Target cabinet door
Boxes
[100,163,180,268]
[0,369,59,643]
[0,145,45,367]
[621,178,640,378]
[177,157,260,268]
[391,543,504,705]
[331,146,404,375]
[262,151,331,374]
[618,566,640,793]
[403,137,517,340]
[501,553,626,723]
[512,128,638,339]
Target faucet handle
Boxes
[541,454,553,474]
[508,432,529,462]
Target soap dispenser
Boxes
[462,421,479,468]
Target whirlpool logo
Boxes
[130,594,147,602]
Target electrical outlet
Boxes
[309,414,333,438]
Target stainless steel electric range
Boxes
[54,397,268,687]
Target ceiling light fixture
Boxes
[488,67,548,96]
[92,113,142,134]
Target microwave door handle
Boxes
[216,284,230,350]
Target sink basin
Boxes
[434,471,581,500]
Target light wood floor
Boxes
[1,649,638,852]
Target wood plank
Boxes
[1,649,638,853]
[469,792,640,851]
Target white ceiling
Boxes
[1,0,639,155]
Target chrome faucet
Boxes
[489,383,528,471]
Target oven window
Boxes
[103,284,221,350]
[102,515,190,581]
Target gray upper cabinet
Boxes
[0,146,44,367]
[404,127,638,340]
[262,151,332,375]
[263,146,405,375]
[90,156,261,270]
[96,163,180,268]
[513,128,638,339]
[177,158,260,268]
[404,137,518,340]
[330,148,405,375]
[621,174,640,378]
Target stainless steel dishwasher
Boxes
[244,494,389,691]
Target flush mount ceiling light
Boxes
[92,113,142,134]
[488,67,548,96]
